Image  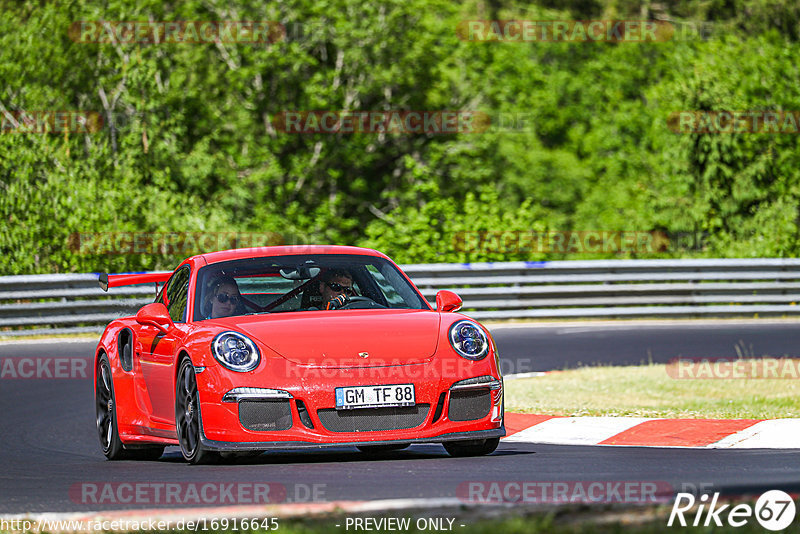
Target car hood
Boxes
[214,309,441,367]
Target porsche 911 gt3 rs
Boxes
[95,245,504,463]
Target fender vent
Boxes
[117,328,133,372]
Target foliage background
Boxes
[2,0,800,274]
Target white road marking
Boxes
[503,371,548,380]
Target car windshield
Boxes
[193,253,429,321]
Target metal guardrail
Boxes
[2,259,800,336]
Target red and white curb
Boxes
[503,413,800,448]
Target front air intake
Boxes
[447,389,491,422]
[317,405,430,433]
[239,400,293,431]
[295,399,314,429]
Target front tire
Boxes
[176,358,218,464]
[443,437,499,457]
[96,355,125,460]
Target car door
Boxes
[138,266,191,424]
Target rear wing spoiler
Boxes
[98,272,172,292]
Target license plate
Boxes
[335,384,415,410]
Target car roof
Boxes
[194,245,389,266]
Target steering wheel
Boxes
[339,296,387,309]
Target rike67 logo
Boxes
[668,490,796,530]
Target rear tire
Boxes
[443,437,499,457]
[96,355,164,460]
[356,443,410,453]
[176,358,219,464]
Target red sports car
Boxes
[95,245,504,463]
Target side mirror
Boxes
[435,290,463,313]
[136,303,174,333]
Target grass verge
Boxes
[505,361,800,418]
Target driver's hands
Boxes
[325,294,350,310]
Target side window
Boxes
[165,267,191,323]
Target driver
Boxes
[318,269,356,310]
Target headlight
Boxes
[212,331,260,372]
[448,320,489,360]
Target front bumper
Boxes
[199,428,505,451]
[194,357,504,450]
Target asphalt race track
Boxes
[0,322,799,513]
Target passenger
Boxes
[205,275,243,319]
